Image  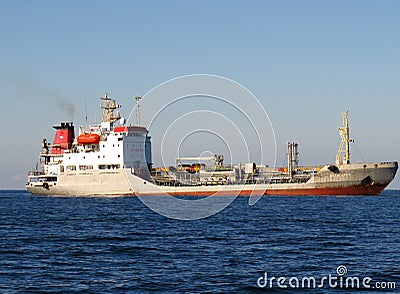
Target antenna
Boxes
[85,98,88,129]
[135,96,142,126]
[336,111,354,165]
[100,93,121,124]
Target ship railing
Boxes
[40,152,64,157]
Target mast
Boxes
[100,93,121,125]
[287,142,299,180]
[135,96,142,126]
[287,142,292,180]
[336,111,354,165]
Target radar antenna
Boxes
[100,93,121,124]
[336,111,354,165]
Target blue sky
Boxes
[0,0,399,189]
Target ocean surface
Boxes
[0,190,399,293]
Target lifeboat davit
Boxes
[77,133,100,145]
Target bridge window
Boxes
[98,164,120,170]
[66,165,76,171]
[79,165,93,170]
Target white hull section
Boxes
[27,169,133,196]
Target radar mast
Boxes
[135,96,142,126]
[100,93,121,124]
[336,111,354,165]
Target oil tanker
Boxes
[26,94,398,196]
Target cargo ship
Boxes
[26,94,398,196]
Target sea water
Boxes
[0,190,399,293]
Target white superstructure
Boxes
[27,94,152,195]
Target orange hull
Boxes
[262,184,386,196]
[138,184,387,197]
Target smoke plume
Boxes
[57,100,75,120]
[1,68,76,120]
